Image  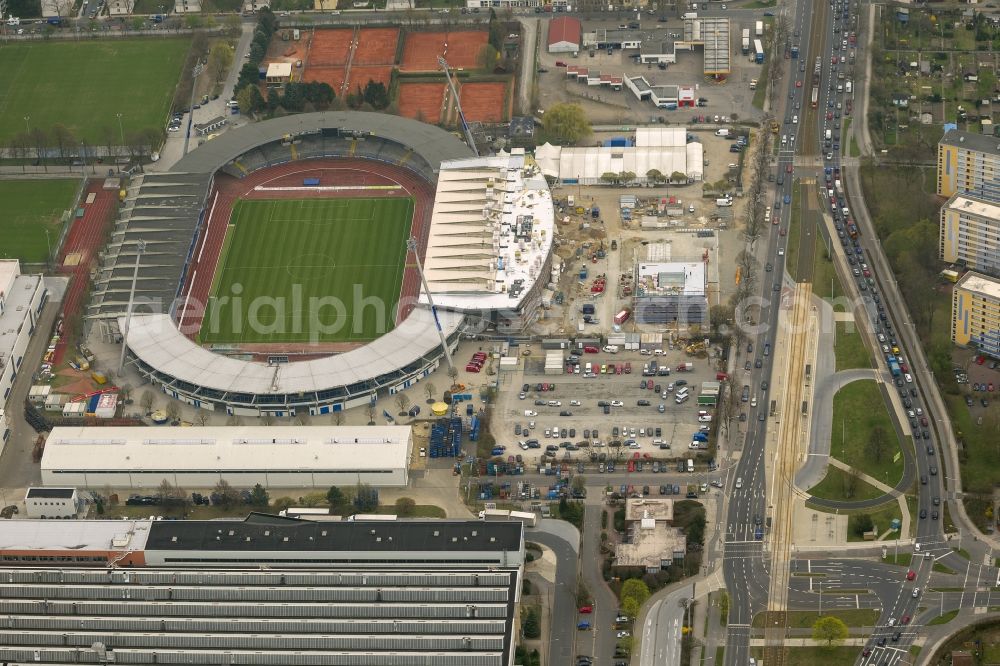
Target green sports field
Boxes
[0,179,79,263]
[0,39,190,144]
[200,198,414,344]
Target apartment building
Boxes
[937,129,1000,202]
[952,271,1000,359]
[940,193,1000,276]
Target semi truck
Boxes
[845,80,853,94]
[810,87,818,109]
[790,44,799,59]
[755,20,763,36]
[887,356,901,377]
[741,28,751,55]
[753,39,764,63]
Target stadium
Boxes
[87,112,554,418]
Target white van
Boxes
[676,387,689,398]
[792,115,798,124]
[675,393,689,405]
[715,128,730,136]
[781,134,787,146]
[687,459,695,473]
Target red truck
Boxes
[614,309,631,325]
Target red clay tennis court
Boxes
[309,28,354,66]
[353,28,399,65]
[303,65,347,92]
[459,81,507,122]
[346,65,394,93]
[400,31,488,71]
[398,82,446,123]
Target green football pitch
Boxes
[0,39,190,144]
[0,179,80,263]
[200,198,414,345]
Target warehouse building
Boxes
[940,193,1000,277]
[952,271,1000,359]
[41,424,412,490]
[0,516,524,666]
[548,15,581,53]
[633,261,708,328]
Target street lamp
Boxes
[23,115,30,134]
[116,112,125,163]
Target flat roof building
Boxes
[634,260,709,328]
[0,260,46,437]
[265,61,293,84]
[0,516,524,665]
[616,498,685,573]
[940,193,1000,277]
[938,128,1000,202]
[41,425,413,490]
[952,271,1000,359]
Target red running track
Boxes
[177,158,436,341]
[53,182,118,365]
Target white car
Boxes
[735,477,743,489]
[570,400,581,406]
[524,410,537,417]
[887,617,896,627]
[777,248,785,256]
[698,415,712,423]
[617,631,631,638]
[904,373,913,383]
[611,400,624,407]
[419,447,426,457]
[518,392,526,400]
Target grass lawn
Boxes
[752,609,878,629]
[928,609,960,626]
[201,197,414,344]
[882,553,912,567]
[835,323,871,371]
[752,60,769,109]
[830,380,904,487]
[0,179,79,263]
[808,465,884,503]
[0,39,190,144]
[848,501,902,542]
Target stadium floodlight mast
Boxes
[437,56,479,157]
[117,239,146,375]
[406,236,456,377]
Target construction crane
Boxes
[406,237,456,378]
[438,55,479,157]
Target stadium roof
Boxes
[41,425,412,476]
[172,111,473,174]
[122,309,463,395]
[87,172,213,320]
[420,152,554,310]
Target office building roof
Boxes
[945,193,1000,219]
[956,271,1000,301]
[940,128,1000,156]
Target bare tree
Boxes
[165,401,180,422]
[447,366,459,386]
[226,414,243,426]
[365,403,377,425]
[51,123,76,159]
[28,127,49,169]
[101,125,118,160]
[423,381,437,403]
[261,413,276,426]
[332,411,344,426]
[140,390,155,413]
[196,412,210,426]
[395,393,411,416]
[212,479,240,508]
[295,412,311,426]
[157,479,189,508]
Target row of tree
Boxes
[3,124,160,166]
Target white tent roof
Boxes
[685,142,704,180]
[634,127,687,148]
[533,144,691,181]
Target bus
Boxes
[810,87,818,109]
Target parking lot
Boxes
[494,344,723,470]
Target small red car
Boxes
[579,605,593,614]
[786,164,793,173]
[901,615,911,625]
[795,80,802,88]
[906,570,916,581]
